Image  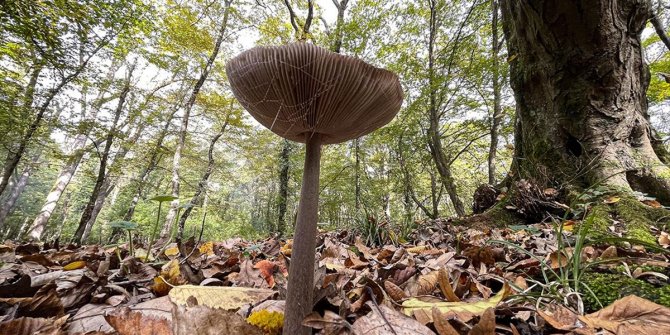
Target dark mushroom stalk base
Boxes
[284,133,321,335]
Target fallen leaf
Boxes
[537,304,579,331]
[468,307,496,335]
[105,306,172,335]
[432,308,459,335]
[384,280,407,302]
[0,315,68,335]
[303,310,351,334]
[172,299,263,335]
[604,196,621,204]
[168,285,275,310]
[402,283,510,323]
[353,302,436,335]
[659,232,670,248]
[579,295,670,334]
[642,199,662,208]
[254,260,276,288]
[438,268,460,302]
[600,245,618,259]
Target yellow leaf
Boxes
[402,283,511,322]
[168,285,276,310]
[199,241,214,256]
[63,260,86,271]
[406,245,428,254]
[604,196,620,204]
[164,246,180,257]
[561,220,576,232]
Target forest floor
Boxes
[1,197,670,334]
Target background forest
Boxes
[0,0,668,245]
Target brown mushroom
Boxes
[226,42,403,335]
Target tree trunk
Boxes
[277,139,292,235]
[72,75,131,244]
[26,63,118,240]
[501,0,670,203]
[487,0,503,185]
[161,1,232,240]
[426,1,466,216]
[0,37,111,197]
[175,118,228,244]
[82,119,145,242]
[0,154,38,228]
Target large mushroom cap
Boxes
[226,43,403,144]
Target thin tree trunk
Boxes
[426,1,466,216]
[277,139,292,235]
[0,154,38,228]
[82,123,144,242]
[487,0,502,185]
[161,0,233,240]
[27,63,118,240]
[651,14,670,51]
[175,117,229,244]
[0,36,113,197]
[72,74,131,244]
[354,139,361,211]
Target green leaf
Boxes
[150,195,178,202]
[109,220,139,230]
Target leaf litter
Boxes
[0,216,667,334]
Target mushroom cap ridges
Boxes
[226,43,403,144]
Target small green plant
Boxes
[109,220,138,257]
[147,195,178,261]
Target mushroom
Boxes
[226,43,403,335]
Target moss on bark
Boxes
[581,272,670,312]
[454,202,525,229]
[581,195,669,245]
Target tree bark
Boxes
[501,0,670,203]
[488,0,503,185]
[72,74,131,244]
[0,155,37,228]
[277,139,292,235]
[175,117,228,244]
[26,63,118,240]
[0,35,113,197]
[426,0,466,216]
[161,1,232,240]
[81,122,145,242]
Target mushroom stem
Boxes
[284,133,322,335]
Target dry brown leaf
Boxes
[578,295,670,334]
[600,245,618,259]
[234,259,266,288]
[468,307,496,335]
[384,280,407,302]
[659,232,670,248]
[105,306,172,335]
[437,268,460,302]
[303,310,351,334]
[152,259,187,296]
[254,260,276,288]
[402,283,511,323]
[352,302,436,335]
[432,308,459,335]
[168,285,275,310]
[172,300,263,335]
[0,315,68,335]
[642,199,662,208]
[537,304,579,331]
[416,271,440,295]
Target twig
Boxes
[365,286,397,335]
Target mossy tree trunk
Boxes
[501,0,670,204]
